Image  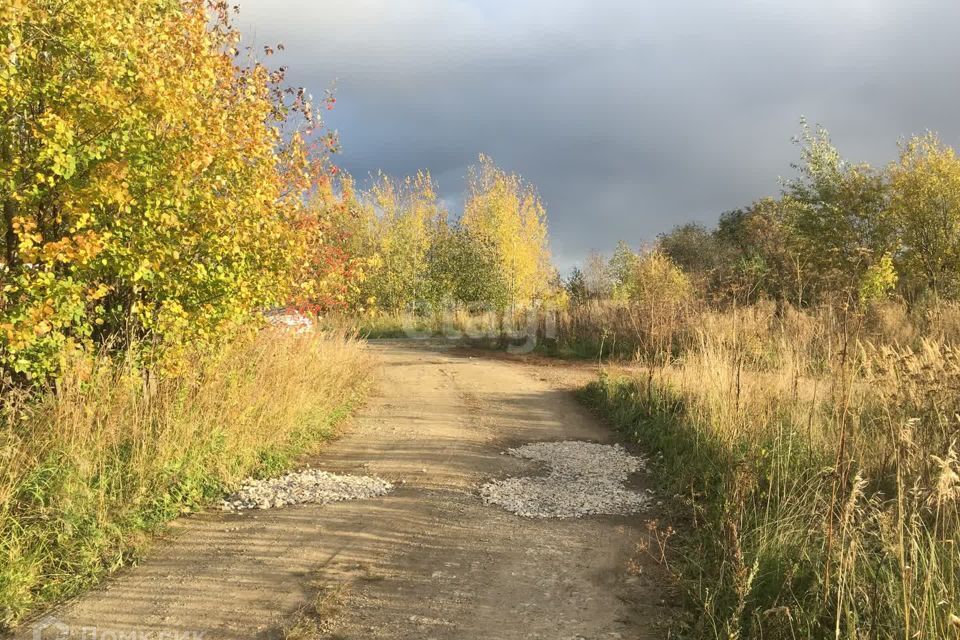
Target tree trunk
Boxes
[2,133,16,269]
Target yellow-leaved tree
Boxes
[888,133,960,300]
[461,155,553,309]
[0,0,327,382]
[364,171,443,311]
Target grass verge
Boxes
[0,329,376,629]
[579,335,960,639]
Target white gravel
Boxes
[264,309,313,334]
[222,468,393,511]
[480,441,651,519]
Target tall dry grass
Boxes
[0,329,375,629]
[580,301,960,639]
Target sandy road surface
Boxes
[19,341,666,640]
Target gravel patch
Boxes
[222,468,393,511]
[480,441,651,519]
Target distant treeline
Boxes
[567,121,960,309]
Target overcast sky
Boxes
[238,0,960,271]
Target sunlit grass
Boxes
[581,306,960,639]
[0,329,376,629]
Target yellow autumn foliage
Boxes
[0,0,330,381]
[462,155,554,308]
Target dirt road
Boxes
[21,342,666,639]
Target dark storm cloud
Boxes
[239,0,960,270]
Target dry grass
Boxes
[282,582,351,640]
[551,298,960,367]
[0,328,376,629]
[580,301,960,639]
